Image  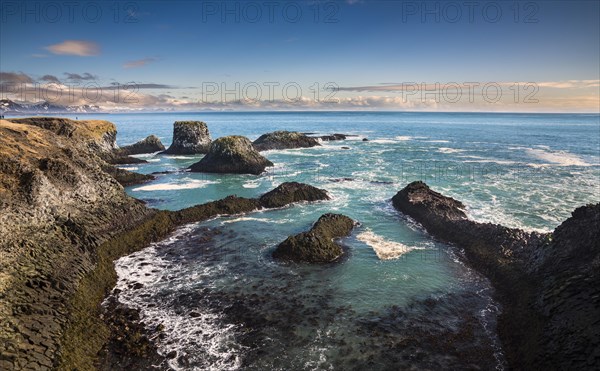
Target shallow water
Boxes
[75,111,598,370]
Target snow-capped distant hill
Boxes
[0,99,101,114]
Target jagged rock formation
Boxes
[189,135,273,175]
[0,118,329,370]
[117,135,165,156]
[161,121,211,155]
[392,181,600,370]
[252,131,320,151]
[273,213,355,263]
[259,182,329,208]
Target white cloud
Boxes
[45,40,100,57]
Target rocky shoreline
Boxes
[1,117,598,370]
[392,181,600,369]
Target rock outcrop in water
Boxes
[0,118,329,370]
[189,135,273,175]
[392,181,600,370]
[162,121,211,155]
[317,133,347,141]
[252,131,320,151]
[259,182,329,208]
[118,135,165,156]
[273,213,355,263]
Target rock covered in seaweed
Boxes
[259,182,329,208]
[189,135,273,175]
[162,121,211,155]
[273,213,355,263]
[252,131,320,151]
[118,135,165,155]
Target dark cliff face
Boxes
[162,121,211,155]
[392,181,600,370]
[0,119,153,370]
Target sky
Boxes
[1,0,599,112]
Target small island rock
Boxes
[273,213,355,263]
[189,135,273,175]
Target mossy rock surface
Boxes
[189,135,273,175]
[259,182,329,208]
[253,131,320,151]
[273,213,354,263]
[118,135,165,156]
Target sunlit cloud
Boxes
[123,57,158,69]
[45,40,100,57]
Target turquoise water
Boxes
[76,112,598,370]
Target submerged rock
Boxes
[189,135,273,175]
[162,121,211,155]
[391,181,600,370]
[252,131,320,151]
[118,135,165,155]
[259,182,329,208]
[273,213,355,263]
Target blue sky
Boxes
[1,0,599,111]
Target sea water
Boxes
[63,112,600,369]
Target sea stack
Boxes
[273,213,355,263]
[162,121,211,155]
[252,131,320,151]
[189,135,273,175]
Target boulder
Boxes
[118,135,165,155]
[259,182,329,208]
[273,213,354,263]
[189,136,273,175]
[162,121,211,155]
[252,131,320,151]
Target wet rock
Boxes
[189,136,273,175]
[259,182,329,208]
[391,181,600,370]
[341,146,350,149]
[317,133,347,141]
[118,135,165,155]
[162,121,211,155]
[273,213,355,263]
[362,138,369,141]
[252,131,320,151]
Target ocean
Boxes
[60,112,600,369]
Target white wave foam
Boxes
[220,216,288,224]
[132,179,219,191]
[357,230,424,260]
[395,136,413,141]
[369,139,397,144]
[164,155,200,160]
[423,140,450,143]
[119,166,139,171]
[146,158,161,162]
[242,181,260,188]
[525,148,591,167]
[437,147,465,154]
